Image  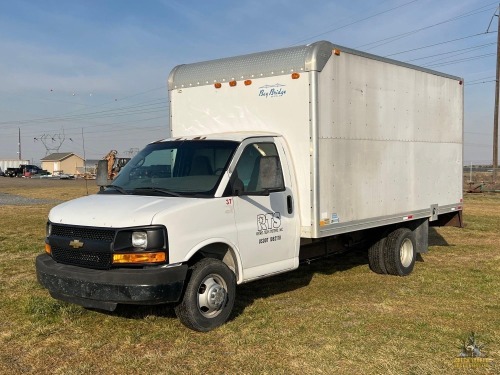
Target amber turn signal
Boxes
[113,252,166,264]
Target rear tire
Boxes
[175,258,236,332]
[383,228,416,276]
[368,236,388,274]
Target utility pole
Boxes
[18,127,21,160]
[494,4,500,182]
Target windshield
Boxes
[107,140,238,197]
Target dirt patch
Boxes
[0,192,59,206]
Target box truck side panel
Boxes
[317,51,463,235]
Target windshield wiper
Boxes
[104,185,128,194]
[133,187,181,197]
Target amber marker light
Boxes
[291,72,300,79]
[45,243,52,255]
[214,82,222,89]
[229,80,237,87]
[333,49,341,56]
[113,252,166,264]
[244,79,252,86]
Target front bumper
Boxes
[36,254,188,311]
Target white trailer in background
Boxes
[0,159,29,172]
[36,41,463,331]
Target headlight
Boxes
[46,222,52,237]
[132,231,148,249]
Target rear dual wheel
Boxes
[369,228,416,276]
[368,236,388,274]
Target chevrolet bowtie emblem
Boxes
[69,239,84,249]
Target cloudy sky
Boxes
[0,0,497,164]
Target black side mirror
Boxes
[96,160,109,188]
[231,172,245,196]
[259,156,284,192]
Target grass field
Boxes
[0,179,498,374]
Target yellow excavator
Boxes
[102,150,131,180]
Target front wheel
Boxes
[175,258,236,332]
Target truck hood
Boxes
[49,194,203,228]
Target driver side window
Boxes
[232,142,283,195]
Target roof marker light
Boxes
[291,73,300,79]
[244,80,252,86]
[333,49,341,56]
[214,82,222,89]
[229,80,237,87]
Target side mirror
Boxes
[259,156,284,192]
[96,160,109,187]
[231,171,244,196]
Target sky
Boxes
[0,0,498,165]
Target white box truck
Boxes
[36,41,463,331]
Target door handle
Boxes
[287,195,293,214]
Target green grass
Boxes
[0,181,498,374]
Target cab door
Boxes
[230,138,299,281]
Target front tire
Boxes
[383,228,416,276]
[175,258,236,332]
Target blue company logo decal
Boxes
[258,84,286,98]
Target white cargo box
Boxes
[168,41,463,238]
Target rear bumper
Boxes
[36,254,188,311]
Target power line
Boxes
[357,2,498,51]
[2,112,169,139]
[2,106,168,144]
[422,52,496,68]
[384,32,496,57]
[465,80,495,86]
[404,42,496,63]
[0,98,168,128]
[414,44,496,66]
[0,86,167,128]
[465,76,496,84]
[289,0,421,46]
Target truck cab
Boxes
[37,133,300,331]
